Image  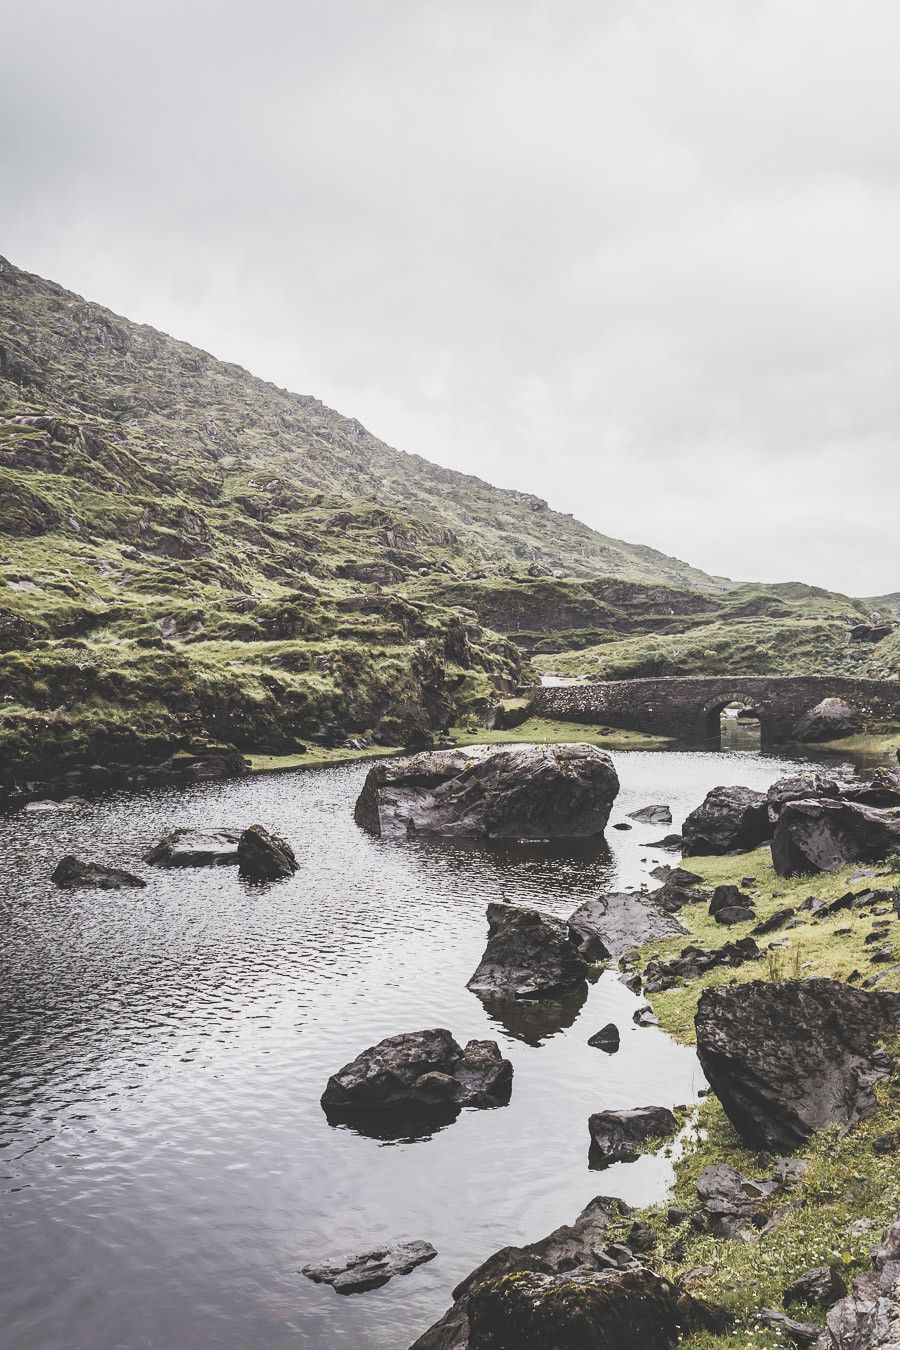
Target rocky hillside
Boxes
[0,254,719,588]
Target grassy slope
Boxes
[624,851,900,1346]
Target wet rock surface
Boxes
[144,827,242,867]
[588,1106,679,1167]
[682,786,771,856]
[236,824,298,881]
[568,891,687,960]
[302,1239,437,1294]
[51,855,147,889]
[695,978,900,1151]
[588,1022,620,1052]
[354,743,620,840]
[320,1029,512,1127]
[467,902,588,999]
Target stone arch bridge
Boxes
[531,675,900,743]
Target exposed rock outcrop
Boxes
[467,903,588,999]
[354,743,620,840]
[568,892,687,960]
[237,824,298,881]
[144,828,241,867]
[695,979,900,1151]
[409,1194,729,1350]
[682,786,771,856]
[771,799,900,877]
[320,1029,512,1128]
[629,804,672,825]
[51,856,147,889]
[302,1239,437,1294]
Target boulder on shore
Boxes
[51,856,147,889]
[695,978,900,1152]
[682,786,771,856]
[467,903,588,999]
[237,824,297,881]
[793,697,858,742]
[354,743,620,841]
[302,1239,437,1294]
[771,798,900,876]
[588,1106,679,1167]
[409,1193,729,1350]
[320,1028,512,1126]
[145,827,241,867]
[568,892,687,960]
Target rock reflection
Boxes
[474,982,589,1046]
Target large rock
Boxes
[794,698,859,742]
[682,786,771,856]
[409,1194,728,1350]
[767,773,845,823]
[463,1266,730,1350]
[811,1213,900,1349]
[302,1239,437,1294]
[320,1029,512,1126]
[568,892,687,960]
[354,743,620,841]
[51,856,147,889]
[588,1106,679,1166]
[144,827,241,867]
[467,902,588,999]
[237,824,297,881]
[695,979,900,1151]
[771,799,900,876]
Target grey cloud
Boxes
[1,0,897,591]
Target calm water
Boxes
[0,745,849,1349]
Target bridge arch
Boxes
[698,691,767,743]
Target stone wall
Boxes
[533,676,900,742]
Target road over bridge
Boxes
[532,675,900,744]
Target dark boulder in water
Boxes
[145,827,241,867]
[301,1239,437,1294]
[354,743,620,841]
[682,786,771,856]
[467,902,589,999]
[51,856,146,889]
[237,824,297,881]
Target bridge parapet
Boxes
[532,675,900,742]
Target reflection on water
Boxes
[719,701,763,752]
[0,745,850,1350]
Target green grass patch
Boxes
[449,714,673,751]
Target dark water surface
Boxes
[0,746,840,1349]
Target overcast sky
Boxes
[2,0,898,594]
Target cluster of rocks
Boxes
[643,936,760,993]
[679,768,900,876]
[50,824,298,890]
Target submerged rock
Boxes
[320,1028,512,1127]
[695,978,900,1151]
[771,799,900,877]
[237,824,297,881]
[51,856,147,889]
[588,1106,679,1167]
[302,1239,437,1294]
[568,892,687,960]
[682,786,771,856]
[354,743,620,840]
[628,804,673,825]
[144,827,241,867]
[467,902,588,999]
